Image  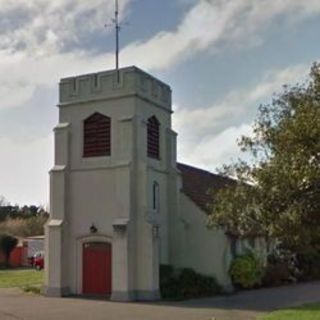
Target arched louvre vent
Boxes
[147,116,160,159]
[83,113,111,158]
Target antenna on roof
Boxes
[106,0,126,83]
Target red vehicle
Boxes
[33,251,44,270]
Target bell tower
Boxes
[44,66,178,301]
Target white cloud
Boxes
[174,63,310,170]
[120,0,320,70]
[0,0,131,55]
[178,123,253,171]
[174,64,308,137]
[0,49,116,109]
[0,135,53,206]
[0,82,35,109]
[0,0,318,109]
[2,0,318,75]
[0,0,132,109]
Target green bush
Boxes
[262,261,292,286]
[0,216,47,238]
[0,234,18,267]
[160,265,221,300]
[160,265,182,300]
[261,252,295,287]
[229,254,263,289]
[296,252,320,281]
[22,285,41,295]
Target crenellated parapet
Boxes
[59,66,172,111]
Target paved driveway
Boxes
[0,282,319,320]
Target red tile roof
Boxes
[177,163,236,214]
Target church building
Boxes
[44,66,261,301]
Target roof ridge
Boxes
[177,162,225,178]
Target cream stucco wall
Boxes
[170,193,233,290]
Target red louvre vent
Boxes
[147,116,160,159]
[83,113,111,158]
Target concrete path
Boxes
[0,281,319,320]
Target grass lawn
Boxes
[0,269,44,289]
[261,303,320,320]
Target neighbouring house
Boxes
[25,235,44,259]
[0,238,27,267]
[0,235,45,268]
[44,66,266,301]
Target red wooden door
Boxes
[82,242,112,295]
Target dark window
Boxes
[230,238,237,258]
[83,113,111,158]
[248,238,255,248]
[147,116,160,159]
[153,181,159,211]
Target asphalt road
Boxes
[0,281,319,320]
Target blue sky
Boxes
[0,0,320,205]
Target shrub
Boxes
[179,268,220,299]
[22,285,41,295]
[160,265,183,300]
[262,252,295,287]
[160,265,221,300]
[262,261,292,286]
[229,254,263,289]
[296,252,320,281]
[0,234,18,267]
[0,216,47,238]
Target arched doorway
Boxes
[82,242,112,295]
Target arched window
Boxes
[147,116,160,159]
[83,113,111,157]
[153,181,160,212]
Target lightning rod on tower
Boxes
[106,0,127,83]
[115,0,120,82]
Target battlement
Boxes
[59,66,172,111]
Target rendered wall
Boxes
[130,99,175,299]
[171,193,233,290]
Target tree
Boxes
[208,63,320,254]
[0,234,18,267]
[0,215,48,238]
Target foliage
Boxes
[160,265,221,300]
[179,268,221,298]
[0,198,48,223]
[24,216,48,236]
[296,251,320,281]
[160,265,182,300]
[262,252,294,287]
[0,216,48,238]
[0,197,48,238]
[0,234,18,267]
[261,303,320,320]
[229,254,264,289]
[0,269,43,288]
[22,285,42,294]
[262,262,292,287]
[208,63,320,255]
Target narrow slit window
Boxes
[153,181,160,212]
[147,116,160,159]
[83,113,111,158]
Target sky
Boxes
[0,0,320,206]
